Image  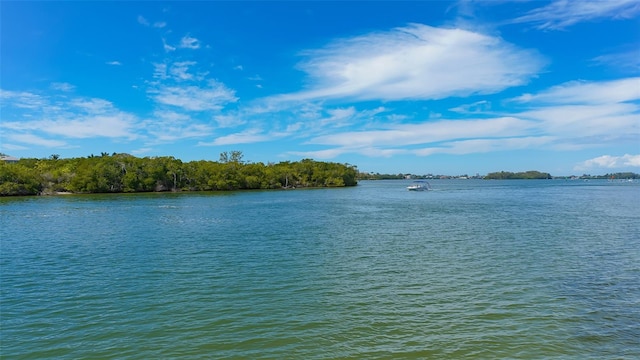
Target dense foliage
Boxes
[0,152,358,196]
[484,171,552,179]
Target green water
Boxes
[1,180,639,359]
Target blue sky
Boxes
[1,1,639,175]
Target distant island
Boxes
[0,152,358,196]
[357,171,553,180]
[483,171,551,179]
[358,170,639,181]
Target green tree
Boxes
[0,162,42,195]
[1,153,359,196]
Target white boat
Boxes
[407,180,431,191]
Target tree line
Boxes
[484,171,552,179]
[571,172,639,180]
[0,152,358,196]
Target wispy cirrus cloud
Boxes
[449,100,492,114]
[591,48,640,72]
[163,38,176,52]
[288,147,359,160]
[170,61,199,81]
[150,111,214,140]
[1,89,141,148]
[414,136,556,156]
[194,103,379,148]
[50,82,76,92]
[519,103,638,139]
[510,0,640,30]
[288,76,639,160]
[513,77,640,149]
[150,81,237,111]
[198,129,272,146]
[513,77,640,104]
[0,90,47,109]
[6,133,69,148]
[144,111,214,143]
[153,61,207,81]
[4,109,139,139]
[148,60,237,112]
[308,117,533,149]
[273,24,544,103]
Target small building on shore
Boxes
[1,155,19,163]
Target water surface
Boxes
[2,180,639,359]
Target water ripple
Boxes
[1,180,639,358]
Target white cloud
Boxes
[592,48,640,71]
[106,60,122,66]
[137,15,150,26]
[138,15,165,28]
[575,154,640,170]
[7,134,68,148]
[5,114,138,140]
[386,114,409,122]
[289,77,639,159]
[151,110,190,123]
[179,35,200,49]
[213,114,246,128]
[449,100,492,114]
[292,135,556,160]
[290,146,409,159]
[414,136,556,156]
[512,77,640,149]
[163,38,176,52]
[1,91,140,141]
[142,111,214,143]
[285,122,304,133]
[519,103,639,138]
[131,147,154,155]
[308,117,533,148]
[288,148,351,159]
[276,24,544,103]
[153,63,168,80]
[310,106,387,130]
[513,77,640,105]
[151,80,238,111]
[153,61,207,82]
[149,123,213,142]
[0,143,29,151]
[198,129,271,146]
[169,61,197,81]
[50,82,76,92]
[0,90,46,109]
[510,0,640,30]
[320,107,356,127]
[144,59,240,143]
[357,147,408,158]
[70,98,115,114]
